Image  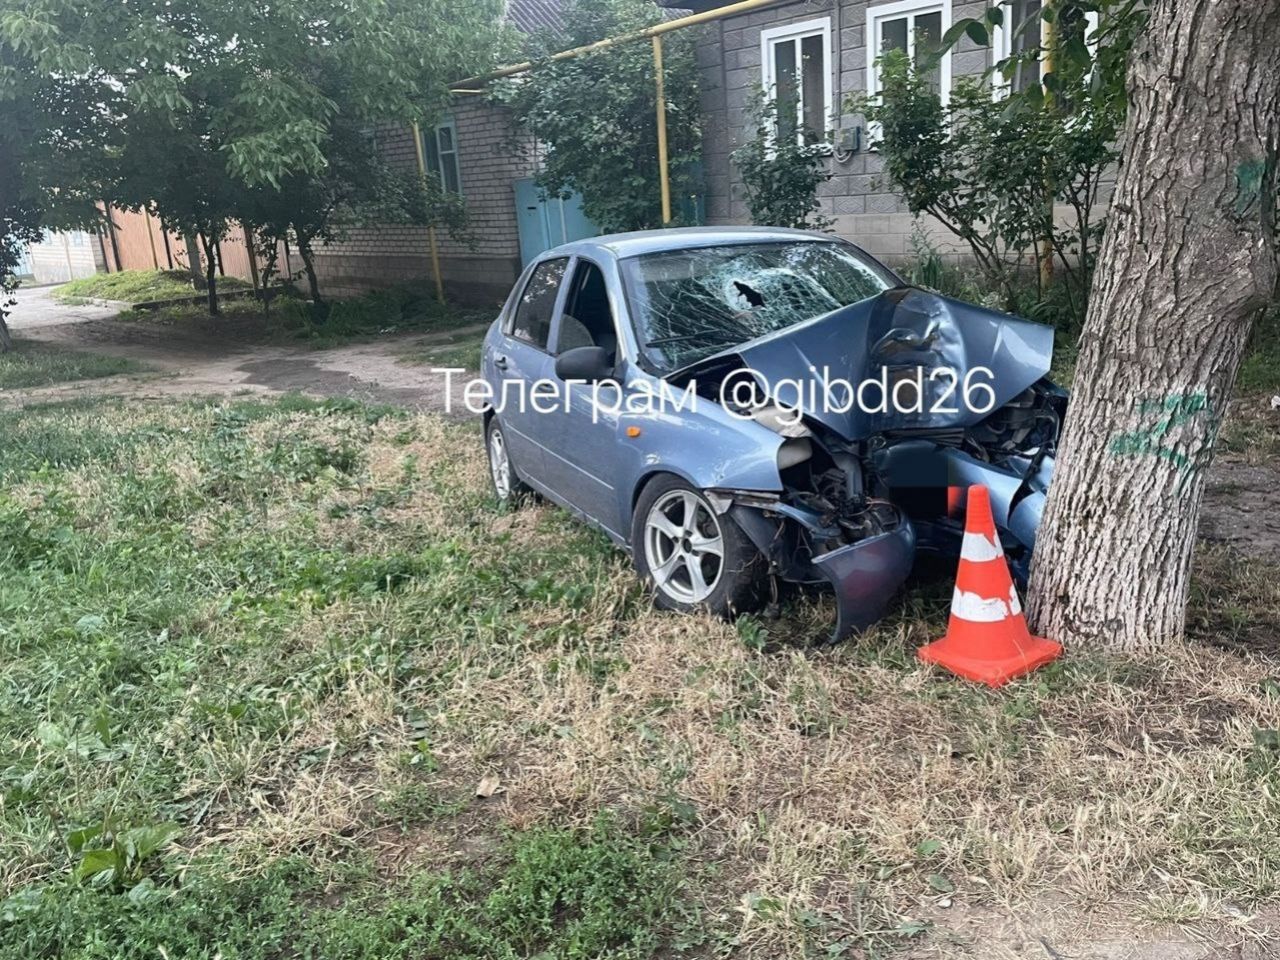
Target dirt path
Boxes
[5,285,483,414]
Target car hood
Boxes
[670,287,1054,440]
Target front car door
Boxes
[540,256,631,537]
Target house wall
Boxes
[696,0,1004,266]
[306,100,538,307]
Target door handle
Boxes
[494,354,509,370]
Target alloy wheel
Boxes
[489,425,511,499]
[643,489,725,604]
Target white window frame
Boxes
[760,17,834,144]
[423,118,462,196]
[865,0,953,105]
[991,4,1100,99]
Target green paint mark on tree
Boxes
[1110,392,1218,491]
[1234,158,1268,218]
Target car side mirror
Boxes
[555,345,614,383]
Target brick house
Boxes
[309,0,1073,305]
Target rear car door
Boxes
[493,256,569,488]
[541,257,629,535]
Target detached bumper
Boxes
[812,520,916,641]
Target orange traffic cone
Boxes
[918,484,1062,687]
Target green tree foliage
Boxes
[0,0,504,319]
[731,93,834,231]
[497,0,703,233]
[854,0,1145,314]
[0,30,106,349]
[242,114,469,314]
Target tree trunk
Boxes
[183,231,206,290]
[200,233,219,316]
[1028,0,1280,651]
[0,313,12,353]
[297,237,323,308]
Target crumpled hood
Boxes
[675,287,1054,440]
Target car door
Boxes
[540,257,630,536]
[493,256,569,489]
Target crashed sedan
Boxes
[477,227,1064,639]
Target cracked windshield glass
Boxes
[622,241,896,373]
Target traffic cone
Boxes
[918,484,1062,687]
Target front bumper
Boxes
[812,519,916,641]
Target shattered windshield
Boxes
[621,241,896,373]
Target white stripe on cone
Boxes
[952,584,1023,622]
[961,531,1002,562]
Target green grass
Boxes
[2,816,682,960]
[53,269,249,305]
[113,285,492,349]
[1238,303,1280,394]
[402,331,486,371]
[1,395,1279,956]
[0,340,145,389]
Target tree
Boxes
[4,0,504,316]
[856,0,1140,315]
[0,26,106,350]
[245,115,469,314]
[497,0,702,233]
[1027,0,1280,650]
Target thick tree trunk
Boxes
[0,313,12,353]
[1028,0,1280,651]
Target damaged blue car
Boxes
[479,227,1064,639]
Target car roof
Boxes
[545,226,841,261]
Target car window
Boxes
[554,260,619,362]
[620,242,896,373]
[510,257,568,350]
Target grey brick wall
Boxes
[697,0,1003,265]
[308,100,537,306]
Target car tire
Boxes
[486,417,530,504]
[632,475,767,619]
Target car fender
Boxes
[617,399,787,536]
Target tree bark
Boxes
[1028,0,1280,651]
[183,231,206,291]
[0,313,12,353]
[200,233,219,316]
[297,236,323,308]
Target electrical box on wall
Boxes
[834,123,863,160]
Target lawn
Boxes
[53,269,250,305]
[0,340,145,390]
[112,285,493,350]
[401,329,486,371]
[1,394,1279,957]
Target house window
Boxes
[760,18,832,144]
[992,3,1100,97]
[866,0,952,101]
[994,0,1042,94]
[422,119,461,194]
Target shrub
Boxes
[732,94,833,231]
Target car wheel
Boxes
[632,475,766,618]
[486,417,529,504]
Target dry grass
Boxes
[5,395,1280,956]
